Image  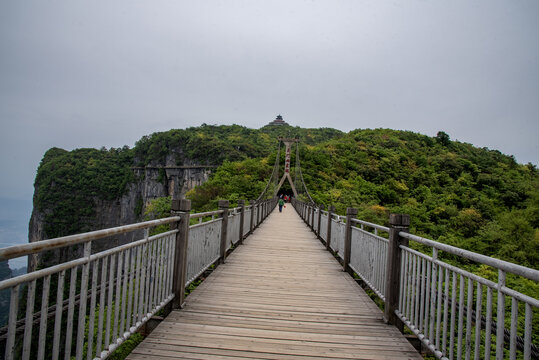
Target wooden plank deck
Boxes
[128,206,422,360]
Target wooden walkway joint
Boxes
[128,206,422,360]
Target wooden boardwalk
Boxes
[128,206,422,360]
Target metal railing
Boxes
[350,219,389,301]
[0,197,277,360]
[397,232,539,360]
[330,214,345,258]
[292,198,539,360]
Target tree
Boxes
[436,131,450,146]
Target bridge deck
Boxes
[128,206,422,360]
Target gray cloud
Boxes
[1,1,538,247]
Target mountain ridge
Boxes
[29,124,537,271]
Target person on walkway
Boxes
[278,197,285,212]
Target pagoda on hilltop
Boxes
[268,114,288,126]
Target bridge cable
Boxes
[294,141,315,204]
[255,140,281,201]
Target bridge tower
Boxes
[275,137,299,198]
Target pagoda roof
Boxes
[268,114,288,126]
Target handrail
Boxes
[292,198,538,360]
[0,196,278,360]
[0,216,181,262]
[0,230,178,292]
[190,209,224,219]
[351,218,389,233]
[400,232,539,282]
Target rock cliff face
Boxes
[28,160,213,270]
[0,261,12,326]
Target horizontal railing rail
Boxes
[0,217,181,262]
[351,218,389,233]
[0,197,277,360]
[2,225,176,360]
[292,198,539,360]
[400,232,539,282]
[397,233,538,360]
[190,210,224,219]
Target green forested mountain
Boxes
[32,124,342,238]
[182,127,538,316]
[132,124,343,165]
[301,129,538,268]
[187,128,538,271]
[34,147,135,237]
[30,124,538,352]
[33,124,538,269]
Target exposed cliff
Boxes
[28,153,214,270]
[0,261,12,326]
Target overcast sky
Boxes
[1,1,538,261]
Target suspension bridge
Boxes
[0,138,537,360]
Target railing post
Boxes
[238,200,245,245]
[249,199,256,234]
[343,207,358,274]
[256,200,261,227]
[317,204,324,239]
[171,199,191,309]
[219,200,229,264]
[326,205,335,251]
[385,213,410,331]
[496,269,506,360]
[311,204,316,231]
[307,204,311,226]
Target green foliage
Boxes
[78,299,144,360]
[157,168,166,184]
[35,125,537,269]
[107,333,144,360]
[436,131,450,146]
[32,124,538,357]
[144,196,172,234]
[298,128,538,269]
[183,127,538,271]
[34,124,342,239]
[186,158,273,212]
[144,196,172,219]
[134,195,144,217]
[34,146,135,238]
[133,123,343,166]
